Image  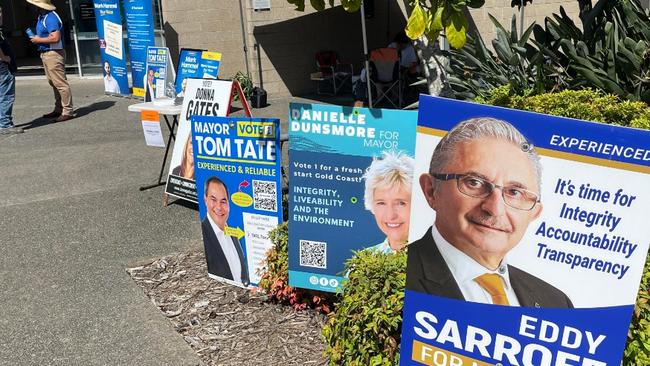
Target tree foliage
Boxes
[405,1,485,49]
[285,0,361,12]
[445,15,550,100]
[285,0,490,49]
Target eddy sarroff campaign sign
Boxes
[288,103,416,292]
[192,115,282,288]
[400,95,650,366]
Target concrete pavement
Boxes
[0,77,322,365]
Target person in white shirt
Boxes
[353,31,420,107]
[102,61,120,94]
[201,176,250,286]
[406,117,573,308]
[388,31,418,72]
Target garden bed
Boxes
[127,248,328,366]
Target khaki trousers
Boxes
[41,50,73,116]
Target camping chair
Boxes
[311,51,353,95]
[368,47,402,108]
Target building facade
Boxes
[4,0,589,96]
[161,0,582,98]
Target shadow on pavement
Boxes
[167,197,199,211]
[16,100,117,130]
[73,100,116,118]
[17,116,58,130]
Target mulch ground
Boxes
[127,248,328,366]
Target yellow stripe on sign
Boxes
[132,87,145,97]
[416,126,650,175]
[202,51,222,61]
[537,147,650,174]
[237,121,276,138]
[197,155,276,165]
[412,340,494,366]
[417,125,447,137]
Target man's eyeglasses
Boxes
[432,173,540,211]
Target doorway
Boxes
[3,0,78,75]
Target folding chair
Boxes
[311,51,353,95]
[368,47,402,108]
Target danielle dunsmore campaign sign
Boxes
[400,95,650,365]
[288,103,416,292]
[192,115,282,288]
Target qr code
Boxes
[300,240,327,269]
[253,180,277,212]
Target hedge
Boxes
[322,250,406,366]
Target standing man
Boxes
[27,0,73,122]
[407,117,573,308]
[201,176,250,286]
[0,5,21,135]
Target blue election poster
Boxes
[123,0,155,98]
[93,0,129,96]
[199,51,222,79]
[145,47,170,101]
[400,95,650,365]
[288,103,417,292]
[192,115,283,288]
[175,48,203,96]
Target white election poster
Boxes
[243,212,279,284]
[140,110,164,147]
[103,19,123,59]
[164,78,234,203]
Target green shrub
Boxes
[322,250,406,366]
[447,0,650,102]
[624,254,650,365]
[478,86,650,127]
[231,71,253,101]
[256,222,335,313]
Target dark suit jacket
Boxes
[406,227,573,308]
[201,218,250,286]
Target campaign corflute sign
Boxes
[288,103,417,292]
[93,0,129,96]
[123,0,155,97]
[400,95,650,366]
[165,78,234,202]
[192,115,283,287]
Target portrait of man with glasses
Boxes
[406,117,573,308]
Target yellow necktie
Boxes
[475,273,510,305]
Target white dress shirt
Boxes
[104,75,121,94]
[431,225,520,306]
[207,215,242,282]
